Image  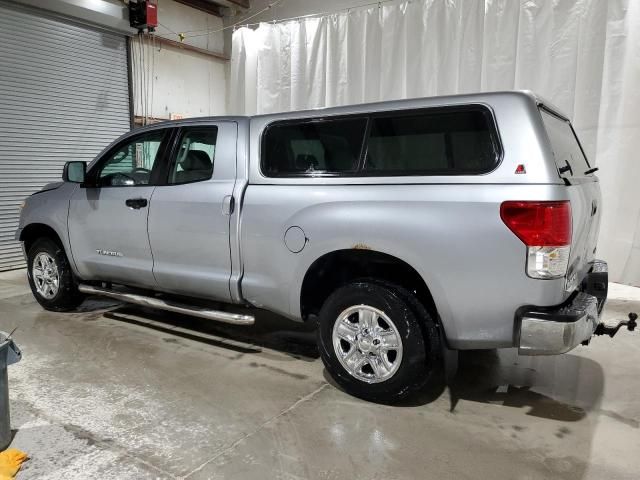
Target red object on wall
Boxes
[146,0,158,29]
[129,0,158,31]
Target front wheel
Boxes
[27,237,84,311]
[317,281,440,403]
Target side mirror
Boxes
[62,161,86,183]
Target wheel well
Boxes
[20,223,63,255]
[300,249,437,321]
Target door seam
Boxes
[146,186,159,285]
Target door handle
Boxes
[125,198,148,209]
[222,195,235,216]
[558,159,573,176]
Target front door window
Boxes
[98,130,165,186]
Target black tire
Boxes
[27,237,84,311]
[317,281,441,403]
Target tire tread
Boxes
[27,237,84,312]
[317,280,441,403]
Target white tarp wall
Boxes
[230,0,640,286]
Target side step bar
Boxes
[78,284,255,325]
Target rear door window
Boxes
[540,109,591,178]
[363,108,499,175]
[168,127,218,184]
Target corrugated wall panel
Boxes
[0,2,131,271]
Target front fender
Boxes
[18,183,78,271]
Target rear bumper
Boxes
[517,260,608,355]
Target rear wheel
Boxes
[27,237,84,311]
[317,281,440,403]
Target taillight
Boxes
[500,201,572,279]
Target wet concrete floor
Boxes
[0,269,638,479]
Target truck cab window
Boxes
[98,130,165,186]
[169,128,218,184]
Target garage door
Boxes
[0,2,131,270]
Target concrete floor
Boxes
[0,270,638,479]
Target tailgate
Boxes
[539,108,601,291]
[565,181,601,289]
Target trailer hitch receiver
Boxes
[593,312,637,338]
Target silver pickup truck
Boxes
[16,91,610,402]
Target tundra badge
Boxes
[96,249,123,257]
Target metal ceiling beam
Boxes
[172,0,223,17]
[208,0,250,9]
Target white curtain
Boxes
[230,0,640,286]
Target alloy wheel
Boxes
[332,305,403,383]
